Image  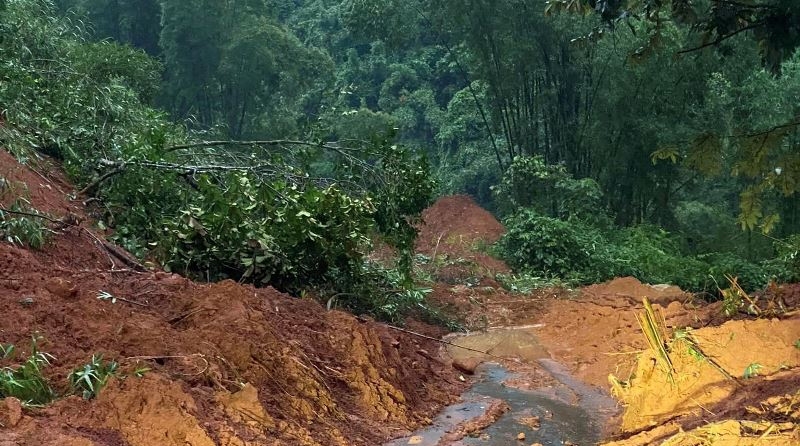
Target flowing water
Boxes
[386,328,618,446]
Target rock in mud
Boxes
[519,415,540,429]
[45,277,77,299]
[452,357,482,375]
[0,397,23,428]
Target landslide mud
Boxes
[2,154,799,445]
[0,149,467,445]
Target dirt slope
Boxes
[0,150,466,445]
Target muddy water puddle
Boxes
[388,328,618,446]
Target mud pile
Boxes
[0,150,465,445]
[415,195,509,281]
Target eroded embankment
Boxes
[0,149,467,445]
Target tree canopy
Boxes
[3,0,799,298]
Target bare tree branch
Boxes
[79,165,127,196]
[165,139,368,157]
[677,20,767,55]
[0,207,61,224]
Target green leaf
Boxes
[743,363,763,379]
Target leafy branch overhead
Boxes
[546,0,800,73]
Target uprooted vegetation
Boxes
[0,158,466,443]
[0,0,443,324]
[1,0,799,445]
[603,292,800,445]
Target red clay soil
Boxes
[0,149,82,216]
[0,150,467,445]
[415,195,509,282]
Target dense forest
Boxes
[2,0,800,320]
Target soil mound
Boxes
[581,276,689,306]
[534,278,718,389]
[0,150,465,445]
[0,149,80,216]
[415,195,509,282]
[416,195,505,253]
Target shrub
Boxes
[159,173,375,292]
[498,209,603,280]
[764,234,800,283]
[614,225,707,290]
[498,211,772,293]
[492,155,609,226]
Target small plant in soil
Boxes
[673,328,734,380]
[0,338,56,405]
[743,363,763,379]
[495,272,568,294]
[794,339,800,350]
[0,199,50,249]
[96,290,117,304]
[133,366,151,378]
[68,354,119,399]
[719,275,760,318]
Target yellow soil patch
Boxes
[605,316,800,446]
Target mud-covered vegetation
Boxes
[0,0,441,322]
[1,2,798,444]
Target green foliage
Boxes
[0,338,56,405]
[0,0,180,174]
[160,172,375,292]
[16,0,798,324]
[673,202,739,255]
[158,0,334,138]
[327,261,458,329]
[613,226,708,291]
[498,209,602,280]
[371,146,435,279]
[766,234,800,282]
[0,1,439,325]
[68,41,162,102]
[493,156,608,224]
[551,0,800,73]
[743,363,763,379]
[701,252,773,293]
[68,354,118,399]
[499,209,777,293]
[0,200,49,249]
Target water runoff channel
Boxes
[386,327,619,446]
